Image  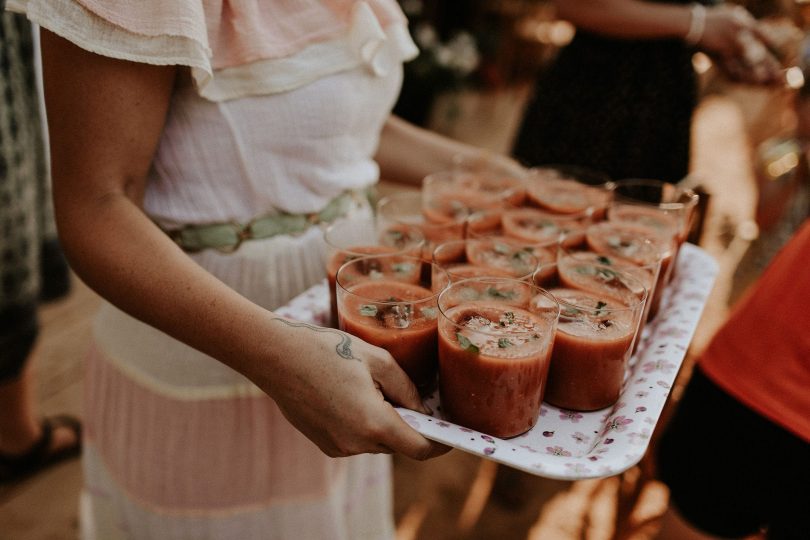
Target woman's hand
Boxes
[701,5,783,86]
[254,316,450,460]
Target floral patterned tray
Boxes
[276,243,717,480]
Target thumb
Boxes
[369,353,431,416]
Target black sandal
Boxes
[0,414,82,484]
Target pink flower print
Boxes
[635,377,648,383]
[658,326,688,339]
[603,415,633,434]
[539,407,548,417]
[682,292,705,302]
[571,432,590,445]
[614,401,626,410]
[542,431,555,437]
[437,421,450,428]
[484,447,496,456]
[628,429,651,445]
[657,380,671,389]
[643,360,676,374]
[635,406,647,413]
[481,435,495,443]
[559,410,584,423]
[546,446,572,457]
[520,445,539,453]
[460,427,473,433]
[565,463,591,475]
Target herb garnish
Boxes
[498,338,514,348]
[420,307,438,320]
[457,333,480,353]
[359,305,378,317]
[391,262,415,274]
[486,287,517,300]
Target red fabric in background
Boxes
[700,219,810,443]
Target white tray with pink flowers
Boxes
[276,243,717,480]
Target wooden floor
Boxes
[0,81,799,539]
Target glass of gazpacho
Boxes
[422,170,511,227]
[437,277,560,438]
[544,266,647,411]
[325,218,423,328]
[585,221,673,319]
[431,238,539,292]
[607,178,699,273]
[501,206,593,248]
[524,165,612,219]
[336,254,446,394]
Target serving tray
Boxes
[276,243,717,480]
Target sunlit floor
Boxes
[0,79,802,540]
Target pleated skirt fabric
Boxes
[79,208,395,540]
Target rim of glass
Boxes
[335,254,445,304]
[437,276,560,337]
[431,238,540,275]
[557,244,662,274]
[586,221,675,256]
[547,261,649,312]
[503,205,595,223]
[607,178,699,211]
[325,220,423,253]
[526,164,613,187]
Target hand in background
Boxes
[701,5,783,85]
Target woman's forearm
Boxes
[376,116,524,185]
[553,0,692,40]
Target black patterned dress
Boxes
[0,11,69,380]
[512,1,697,184]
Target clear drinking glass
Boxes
[437,277,560,438]
[336,254,446,394]
[538,263,647,411]
[431,238,539,292]
[324,218,423,328]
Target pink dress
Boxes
[8,1,418,538]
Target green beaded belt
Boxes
[162,190,366,253]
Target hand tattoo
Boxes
[272,318,359,361]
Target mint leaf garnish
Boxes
[359,305,378,317]
[420,307,438,320]
[457,333,479,353]
[486,287,517,300]
[392,262,415,274]
[498,338,513,348]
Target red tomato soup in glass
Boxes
[437,279,559,438]
[545,287,644,411]
[337,258,442,393]
[586,221,672,319]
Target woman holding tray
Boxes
[5,1,521,537]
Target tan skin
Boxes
[40,29,455,460]
[555,0,782,85]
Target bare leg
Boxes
[0,350,79,457]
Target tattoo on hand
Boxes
[272,318,359,361]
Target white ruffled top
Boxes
[9,0,419,221]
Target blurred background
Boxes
[2,1,808,538]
